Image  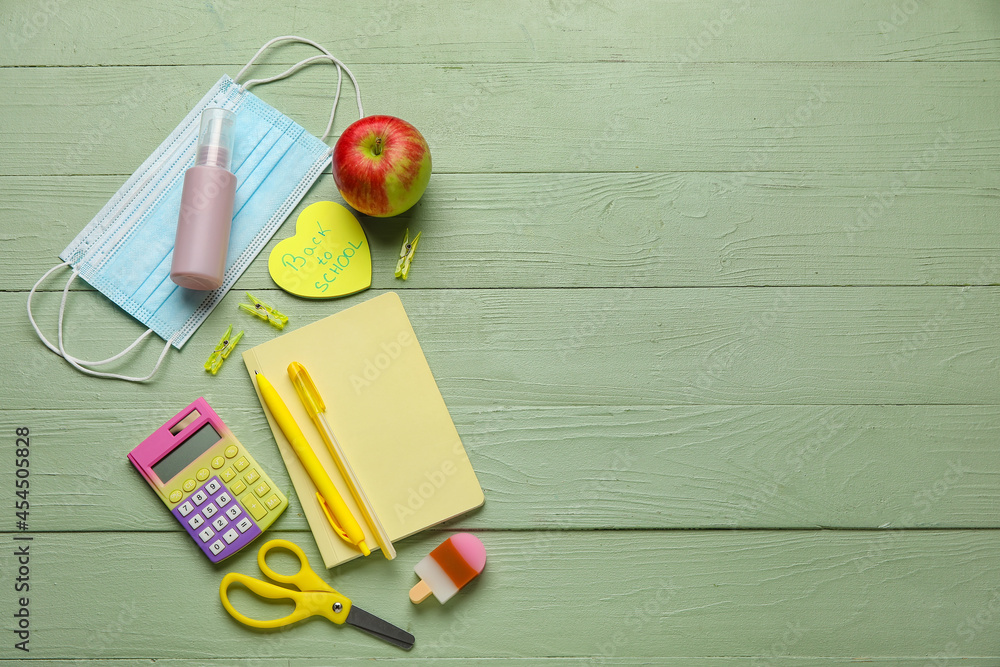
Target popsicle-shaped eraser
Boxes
[409,533,486,604]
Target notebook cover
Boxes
[243,292,484,568]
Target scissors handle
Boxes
[218,540,352,629]
[219,572,319,628]
[256,539,330,592]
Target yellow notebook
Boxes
[243,292,484,568]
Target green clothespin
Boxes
[394,229,422,281]
[204,324,244,375]
[239,292,288,329]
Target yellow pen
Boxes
[288,362,396,560]
[254,371,370,556]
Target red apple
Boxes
[332,115,431,217]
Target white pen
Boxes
[287,361,396,560]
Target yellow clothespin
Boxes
[394,229,422,281]
[239,292,288,329]
[204,324,244,375]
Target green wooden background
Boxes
[2,1,1000,663]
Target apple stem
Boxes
[373,137,383,156]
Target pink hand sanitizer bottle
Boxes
[170,108,238,290]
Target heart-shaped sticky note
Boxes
[268,201,372,298]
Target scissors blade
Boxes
[345,606,415,650]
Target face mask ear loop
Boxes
[28,260,76,358]
[242,55,344,141]
[37,264,173,382]
[235,35,364,142]
[29,261,155,365]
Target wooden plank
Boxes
[1,63,997,177]
[8,287,1000,409]
[2,0,998,66]
[3,405,999,531]
[19,661,1000,666]
[4,171,1000,292]
[3,530,998,659]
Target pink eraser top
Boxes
[412,533,487,603]
[447,533,487,574]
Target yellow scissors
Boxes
[219,539,414,650]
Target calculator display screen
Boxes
[152,423,222,482]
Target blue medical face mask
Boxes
[28,36,364,381]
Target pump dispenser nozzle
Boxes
[195,108,235,170]
[170,108,239,291]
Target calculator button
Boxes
[265,494,282,510]
[177,501,194,517]
[196,467,210,481]
[236,516,253,533]
[231,480,247,495]
[188,514,205,530]
[168,489,183,503]
[205,479,222,494]
[242,493,268,521]
[226,505,242,520]
[211,456,225,469]
[225,445,239,459]
[209,540,225,556]
[244,468,260,485]
[198,527,215,543]
[234,456,249,472]
[192,490,208,506]
[223,528,239,544]
[216,492,232,507]
[220,467,236,483]
[182,479,197,492]
[254,481,270,498]
[202,503,218,519]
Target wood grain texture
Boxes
[17,662,1000,667]
[1,530,997,660]
[3,405,998,531]
[2,0,999,662]
[4,171,1000,292]
[2,0,999,66]
[9,287,1000,409]
[1,63,998,177]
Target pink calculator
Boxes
[128,398,288,563]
